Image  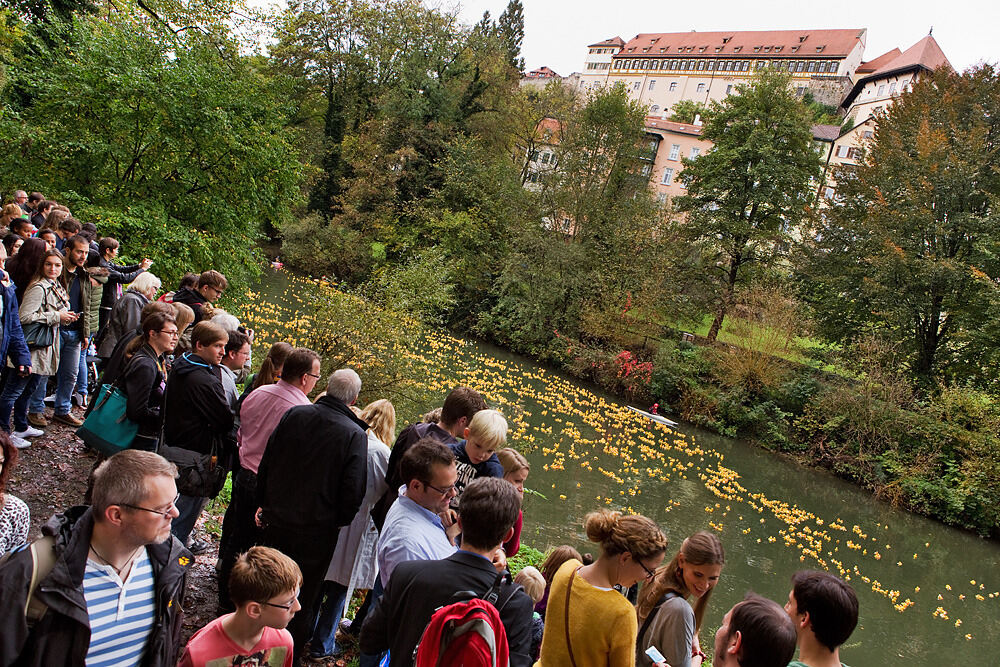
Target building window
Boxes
[641,164,652,177]
[862,130,873,139]
[697,60,706,70]
[661,60,670,70]
[878,84,886,96]
[651,105,660,113]
[669,82,677,91]
[649,80,655,90]
[696,83,706,93]
[824,186,835,199]
[835,145,852,158]
[889,82,897,95]
[668,144,680,160]
[807,61,816,72]
[633,82,641,91]
[796,61,805,72]
[726,84,733,94]
[689,147,701,159]
[661,167,675,185]
[657,193,668,204]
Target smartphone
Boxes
[645,646,667,664]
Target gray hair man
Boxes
[256,367,369,662]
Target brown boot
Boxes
[53,412,83,427]
[28,412,48,427]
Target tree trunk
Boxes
[707,252,742,342]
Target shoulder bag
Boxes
[563,566,581,667]
[76,355,142,456]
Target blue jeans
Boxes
[54,329,82,415]
[310,580,349,657]
[75,336,90,395]
[28,376,46,414]
[0,371,44,432]
[171,494,207,546]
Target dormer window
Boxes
[722,37,732,44]
[659,47,666,52]
[763,46,771,53]
[651,38,659,44]
[791,46,799,52]
[698,46,707,52]
[753,46,761,53]
[733,46,742,53]
[642,47,650,52]
[627,47,635,52]
[715,46,723,53]
[799,35,808,43]
[774,46,782,52]
[815,45,825,53]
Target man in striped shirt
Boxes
[0,450,193,667]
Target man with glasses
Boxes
[256,367,369,663]
[0,450,192,667]
[171,269,227,324]
[216,347,321,613]
[361,477,534,667]
[357,438,461,667]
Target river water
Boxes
[241,271,999,665]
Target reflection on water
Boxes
[243,271,1000,665]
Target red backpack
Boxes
[412,574,513,667]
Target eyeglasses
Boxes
[422,480,457,496]
[121,494,180,518]
[634,555,657,581]
[305,372,321,379]
[260,594,299,611]
[157,329,180,338]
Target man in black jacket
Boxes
[161,321,233,549]
[360,476,534,667]
[256,367,369,663]
[170,269,227,324]
[0,450,192,667]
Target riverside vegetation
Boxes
[2,0,999,536]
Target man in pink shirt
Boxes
[217,347,322,612]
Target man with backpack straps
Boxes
[360,477,534,667]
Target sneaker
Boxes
[44,393,55,405]
[11,434,31,449]
[72,392,86,407]
[13,426,44,438]
[27,412,48,427]
[52,412,83,427]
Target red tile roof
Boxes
[841,35,951,108]
[644,117,704,136]
[588,36,624,48]
[811,124,841,142]
[855,48,901,74]
[526,66,560,78]
[616,28,866,58]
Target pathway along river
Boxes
[242,270,999,665]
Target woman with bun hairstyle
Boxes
[635,531,725,667]
[536,509,667,667]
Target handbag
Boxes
[22,321,55,349]
[158,440,228,498]
[76,383,139,456]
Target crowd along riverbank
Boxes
[235,269,1000,665]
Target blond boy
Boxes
[449,409,507,505]
[179,547,301,667]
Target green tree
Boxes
[0,13,301,287]
[676,68,822,341]
[797,65,1000,387]
[496,0,524,73]
[668,99,708,123]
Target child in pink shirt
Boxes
[179,546,302,667]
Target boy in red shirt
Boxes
[179,546,301,667]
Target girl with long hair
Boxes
[635,531,725,667]
[120,311,177,450]
[536,509,668,667]
[496,448,530,557]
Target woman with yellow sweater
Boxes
[535,510,668,667]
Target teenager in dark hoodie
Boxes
[171,269,226,324]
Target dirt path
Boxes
[8,411,221,644]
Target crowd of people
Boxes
[0,188,860,667]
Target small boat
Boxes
[626,405,678,427]
[270,260,284,270]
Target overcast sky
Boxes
[438,0,997,76]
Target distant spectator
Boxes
[11,190,29,214]
[9,218,33,239]
[256,368,368,662]
[360,477,534,667]
[497,447,530,557]
[515,566,546,662]
[36,229,57,251]
[42,207,69,233]
[96,271,161,360]
[535,509,667,667]
[219,330,251,407]
[179,546,300,667]
[712,595,797,667]
[161,321,234,549]
[91,236,152,332]
[534,545,582,619]
[120,311,177,451]
[170,301,195,356]
[785,570,859,667]
[0,204,24,230]
[310,398,395,661]
[2,233,23,258]
[172,269,227,323]
[0,432,30,552]
[54,217,81,250]
[241,341,292,399]
[26,192,43,211]
[47,235,94,427]
[3,238,46,302]
[422,407,442,423]
[217,347,320,612]
[91,300,174,393]
[30,200,54,229]
[0,449,192,666]
[449,408,507,506]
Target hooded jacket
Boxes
[0,506,192,667]
[162,352,234,456]
[96,288,149,358]
[0,270,31,371]
[170,287,208,324]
